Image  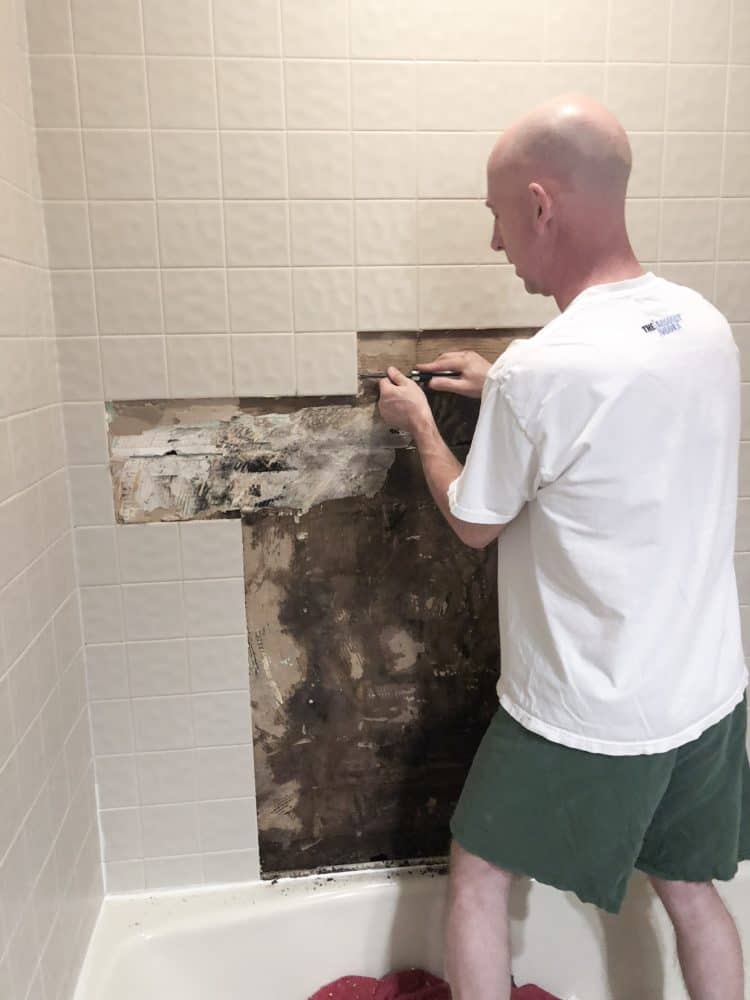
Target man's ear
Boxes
[528,182,552,232]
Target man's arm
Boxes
[376,362,506,549]
[411,417,505,550]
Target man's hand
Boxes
[377,366,435,437]
[415,350,491,398]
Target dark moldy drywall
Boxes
[244,389,501,876]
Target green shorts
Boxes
[450,694,750,913]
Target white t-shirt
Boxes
[448,272,748,756]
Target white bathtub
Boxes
[73,863,750,1000]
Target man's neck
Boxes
[553,249,644,313]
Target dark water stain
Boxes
[244,393,501,876]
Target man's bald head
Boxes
[485,95,639,303]
[489,94,633,200]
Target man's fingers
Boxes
[386,365,410,385]
[427,376,471,395]
[415,352,464,371]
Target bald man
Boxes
[378,95,750,1000]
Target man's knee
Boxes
[448,838,516,900]
[648,874,718,922]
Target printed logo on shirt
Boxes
[641,313,683,336]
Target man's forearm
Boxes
[411,417,503,549]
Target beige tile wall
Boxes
[23,0,750,895]
[0,1,102,998]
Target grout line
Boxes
[208,0,233,397]
[715,0,736,301]
[278,0,297,395]
[656,0,676,274]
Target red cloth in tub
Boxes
[309,971,561,999]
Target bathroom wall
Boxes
[24,0,750,894]
[0,1,103,998]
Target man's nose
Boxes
[491,221,503,252]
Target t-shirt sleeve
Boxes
[447,376,539,525]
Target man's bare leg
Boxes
[649,876,744,1000]
[444,839,515,1000]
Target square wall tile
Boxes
[666,66,727,132]
[416,63,544,132]
[228,269,292,332]
[63,402,108,463]
[202,849,259,884]
[717,264,750,322]
[157,202,224,268]
[285,60,349,130]
[544,0,607,60]
[356,201,417,265]
[44,201,91,268]
[180,521,243,579]
[225,202,289,267]
[295,331,357,395]
[133,695,193,750]
[293,268,354,331]
[606,64,667,132]
[669,0,731,63]
[36,131,85,200]
[69,465,117,526]
[287,133,352,199]
[418,200,495,265]
[162,270,228,334]
[625,199,659,262]
[733,1,750,64]
[217,59,284,129]
[100,808,141,862]
[71,0,143,53]
[166,336,233,396]
[143,0,212,54]
[728,68,750,132]
[231,334,295,396]
[85,643,129,700]
[184,579,246,636]
[100,336,168,398]
[141,802,200,856]
[198,798,256,852]
[76,526,118,586]
[608,0,668,61]
[106,859,145,892]
[153,132,221,199]
[719,201,750,260]
[90,203,158,269]
[542,63,606,104]
[627,133,664,198]
[56,338,103,403]
[290,201,353,266]
[95,755,138,809]
[123,582,185,640]
[194,746,254,800]
[83,130,154,200]
[27,0,74,53]
[213,0,281,56]
[127,639,189,697]
[144,855,203,889]
[81,586,124,645]
[350,0,416,58]
[658,262,716,302]
[188,635,249,692]
[660,200,719,262]
[281,0,348,57]
[415,0,543,61]
[30,56,78,127]
[136,749,196,805]
[116,523,180,583]
[192,690,252,745]
[419,265,501,328]
[147,58,217,129]
[77,57,148,128]
[723,135,750,197]
[221,132,287,199]
[416,133,492,199]
[95,270,162,335]
[352,62,415,131]
[662,134,723,197]
[356,267,418,330]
